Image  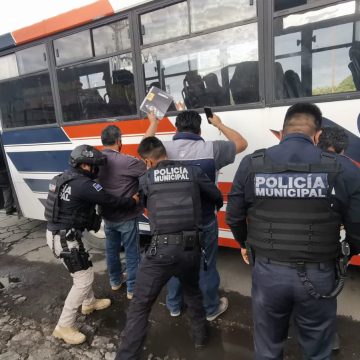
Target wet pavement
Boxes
[0,214,360,359]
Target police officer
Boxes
[45,144,138,345]
[116,137,223,360]
[226,103,360,359]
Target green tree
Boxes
[313,75,356,95]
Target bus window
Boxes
[0,54,18,81]
[16,44,47,75]
[0,73,55,129]
[54,30,92,66]
[142,22,259,109]
[140,2,189,45]
[0,46,56,129]
[190,0,256,33]
[93,19,131,57]
[274,0,358,100]
[57,54,136,122]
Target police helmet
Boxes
[69,145,106,168]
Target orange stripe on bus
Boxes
[219,237,240,249]
[13,0,114,44]
[63,118,176,138]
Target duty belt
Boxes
[152,232,200,249]
[259,257,334,270]
[150,231,207,270]
[255,241,350,300]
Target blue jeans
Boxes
[166,218,220,316]
[104,218,140,293]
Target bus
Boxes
[0,0,359,264]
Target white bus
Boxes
[0,0,359,264]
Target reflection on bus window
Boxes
[274,1,358,100]
[57,54,136,122]
[0,54,18,81]
[93,19,131,56]
[16,44,48,75]
[140,2,189,45]
[142,23,259,109]
[0,73,56,128]
[190,0,256,33]
[54,30,92,66]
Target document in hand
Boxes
[140,86,174,119]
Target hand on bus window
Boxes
[241,247,250,265]
[175,101,185,111]
[208,114,222,128]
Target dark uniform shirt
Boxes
[47,169,136,231]
[226,133,360,255]
[139,160,223,235]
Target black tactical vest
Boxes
[145,162,202,235]
[44,170,93,229]
[247,150,342,262]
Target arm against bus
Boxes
[208,114,248,154]
[144,111,159,138]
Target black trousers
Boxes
[252,258,337,360]
[116,243,206,360]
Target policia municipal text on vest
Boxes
[246,149,350,299]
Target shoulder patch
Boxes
[93,183,103,192]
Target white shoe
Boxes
[111,273,127,291]
[81,298,111,315]
[53,325,86,345]
[206,297,228,321]
[170,310,181,317]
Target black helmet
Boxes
[69,145,106,168]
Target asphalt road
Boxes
[0,214,360,360]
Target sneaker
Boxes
[206,297,228,321]
[126,292,133,300]
[81,298,111,315]
[170,309,181,317]
[5,207,16,215]
[52,325,86,345]
[111,283,123,291]
[111,273,127,291]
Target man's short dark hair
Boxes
[138,136,167,160]
[283,103,323,133]
[175,110,202,134]
[101,125,121,146]
[318,126,349,154]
